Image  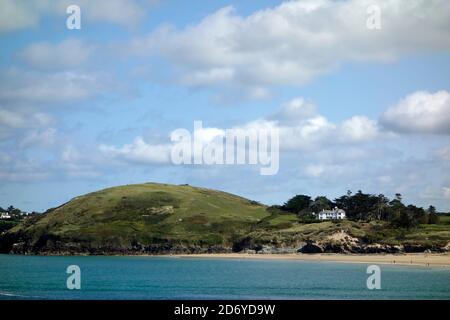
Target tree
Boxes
[10,208,21,217]
[283,195,312,214]
[391,205,426,228]
[335,190,380,221]
[393,209,415,229]
[427,205,436,215]
[376,194,390,220]
[428,213,440,224]
[311,196,333,213]
[428,206,440,224]
[334,194,352,217]
[387,196,404,222]
[408,205,427,225]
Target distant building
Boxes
[0,212,11,219]
[315,207,346,220]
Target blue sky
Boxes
[1,0,450,212]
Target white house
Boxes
[315,207,346,220]
[0,212,11,219]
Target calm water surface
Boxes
[0,254,449,299]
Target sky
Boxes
[0,0,449,212]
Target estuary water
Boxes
[0,254,449,300]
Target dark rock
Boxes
[323,243,347,253]
[404,244,430,253]
[298,241,324,253]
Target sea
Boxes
[0,254,449,300]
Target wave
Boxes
[0,291,43,299]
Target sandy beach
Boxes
[174,253,450,267]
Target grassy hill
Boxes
[1,183,449,255]
[1,183,275,253]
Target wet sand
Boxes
[173,253,450,267]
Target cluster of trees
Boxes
[0,206,39,218]
[0,205,23,217]
[0,206,41,233]
[0,206,24,233]
[279,190,441,228]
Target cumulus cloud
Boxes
[100,137,172,165]
[0,0,150,32]
[130,0,450,97]
[19,39,94,69]
[268,98,317,125]
[381,90,450,134]
[258,98,381,149]
[99,97,381,165]
[340,116,380,142]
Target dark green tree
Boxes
[311,196,333,213]
[283,195,312,214]
[427,205,440,224]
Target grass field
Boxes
[10,183,271,247]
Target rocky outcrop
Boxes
[292,230,444,254]
[443,242,450,252]
[0,232,233,255]
[298,241,324,253]
[2,228,448,255]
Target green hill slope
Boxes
[1,183,274,254]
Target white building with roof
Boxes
[315,207,346,220]
[0,212,11,219]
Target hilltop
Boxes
[1,183,450,255]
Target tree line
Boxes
[0,205,22,217]
[275,190,442,228]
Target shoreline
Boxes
[172,253,450,268]
[3,252,450,268]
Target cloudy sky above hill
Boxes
[1,0,449,211]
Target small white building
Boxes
[315,207,346,220]
[0,212,11,219]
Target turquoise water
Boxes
[0,255,449,299]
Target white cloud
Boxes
[0,108,53,140]
[100,137,171,164]
[259,98,381,149]
[268,98,317,125]
[0,0,43,32]
[130,0,450,97]
[19,39,94,69]
[100,97,381,165]
[381,90,450,134]
[339,116,380,142]
[0,69,114,105]
[0,0,150,32]
[0,109,28,128]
